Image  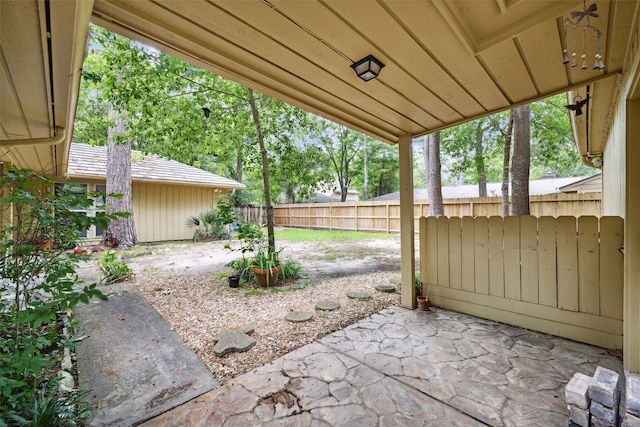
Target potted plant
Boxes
[225,257,253,286]
[252,247,281,287]
[415,273,431,311]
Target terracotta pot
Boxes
[253,265,281,287]
[35,239,54,250]
[417,296,431,311]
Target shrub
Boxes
[0,167,125,423]
[99,251,133,284]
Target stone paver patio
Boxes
[140,306,622,426]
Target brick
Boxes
[591,399,619,425]
[626,371,640,417]
[566,372,592,409]
[622,412,640,427]
[589,366,620,408]
[569,404,589,427]
[591,415,617,427]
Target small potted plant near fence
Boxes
[415,273,431,311]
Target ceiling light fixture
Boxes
[350,55,385,82]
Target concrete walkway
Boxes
[138,306,623,426]
[75,282,219,426]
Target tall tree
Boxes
[101,105,137,248]
[363,135,369,200]
[500,112,515,217]
[314,120,362,202]
[511,105,531,216]
[426,132,444,216]
[474,121,488,197]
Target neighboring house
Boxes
[65,143,245,243]
[368,175,600,201]
[303,189,360,203]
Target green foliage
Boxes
[99,252,133,284]
[279,259,301,280]
[0,167,125,423]
[6,383,92,427]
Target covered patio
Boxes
[138,306,622,426]
[1,0,639,387]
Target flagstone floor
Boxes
[140,306,623,426]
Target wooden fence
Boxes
[419,215,624,349]
[265,193,601,232]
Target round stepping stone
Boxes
[315,300,340,311]
[285,311,313,323]
[346,291,371,300]
[374,284,396,293]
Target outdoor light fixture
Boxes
[350,55,385,82]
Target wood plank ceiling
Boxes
[1,0,637,175]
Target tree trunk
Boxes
[501,113,515,217]
[423,135,429,189]
[426,132,444,216]
[247,89,275,253]
[475,121,487,197]
[101,105,137,249]
[511,105,531,216]
[363,135,368,200]
[235,149,243,183]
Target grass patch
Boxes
[275,228,395,242]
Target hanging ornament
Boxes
[562,1,604,71]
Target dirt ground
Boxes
[101,230,408,383]
[122,231,404,278]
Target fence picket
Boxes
[503,217,521,300]
[461,217,475,292]
[449,217,462,290]
[437,217,450,288]
[488,216,504,297]
[538,217,557,307]
[557,216,579,312]
[425,217,438,288]
[474,217,489,295]
[521,216,539,303]
[599,216,624,319]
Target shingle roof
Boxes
[368,176,595,201]
[66,143,245,190]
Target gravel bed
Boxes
[135,270,400,384]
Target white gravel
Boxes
[135,270,401,384]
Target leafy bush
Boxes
[279,259,301,280]
[0,167,125,423]
[99,252,133,284]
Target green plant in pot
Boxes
[252,246,282,287]
[415,273,431,311]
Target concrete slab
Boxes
[75,282,218,426]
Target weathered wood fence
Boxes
[420,215,624,349]
[260,193,602,231]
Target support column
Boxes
[398,135,415,308]
[625,96,640,372]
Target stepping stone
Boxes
[315,300,340,311]
[213,325,256,357]
[346,291,371,300]
[285,311,314,323]
[374,284,396,293]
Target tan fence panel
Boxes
[474,217,489,295]
[488,216,505,297]
[503,216,521,300]
[437,217,450,288]
[461,217,475,293]
[578,216,600,315]
[538,217,557,307]
[557,216,579,312]
[600,216,624,318]
[521,216,539,304]
[421,215,623,349]
[449,217,463,290]
[267,193,601,232]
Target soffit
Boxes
[91,0,633,146]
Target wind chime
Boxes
[562,1,604,70]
